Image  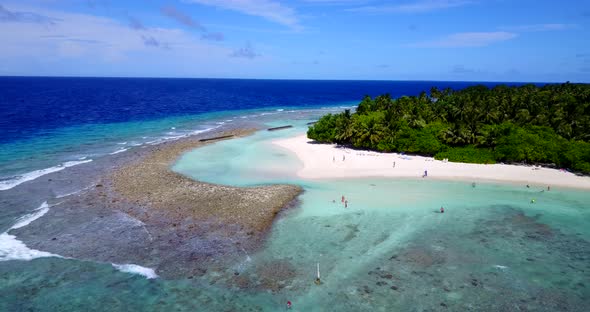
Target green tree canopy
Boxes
[308,83,590,174]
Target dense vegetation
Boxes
[308,83,590,173]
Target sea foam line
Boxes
[109,148,129,155]
[112,263,158,279]
[0,202,159,279]
[0,202,60,261]
[55,185,94,199]
[0,159,93,191]
[144,126,218,146]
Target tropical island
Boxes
[307,83,590,174]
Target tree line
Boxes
[307,83,590,174]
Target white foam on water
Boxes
[192,127,217,135]
[109,148,129,155]
[55,185,93,199]
[0,202,60,261]
[144,127,217,146]
[0,159,93,191]
[145,139,160,145]
[493,265,508,270]
[276,109,284,111]
[117,142,127,145]
[112,263,158,279]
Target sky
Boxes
[0,0,589,82]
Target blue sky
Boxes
[1,0,589,82]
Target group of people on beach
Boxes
[333,195,348,208]
[332,155,346,162]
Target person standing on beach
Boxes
[345,200,348,208]
[333,156,335,162]
[393,161,396,168]
[343,155,345,161]
[423,170,428,178]
[440,206,444,213]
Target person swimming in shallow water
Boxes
[440,206,445,213]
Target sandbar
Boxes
[273,134,590,190]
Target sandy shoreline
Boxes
[274,134,590,190]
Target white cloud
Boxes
[499,23,575,32]
[347,0,473,14]
[408,31,517,48]
[186,0,301,30]
[0,4,233,76]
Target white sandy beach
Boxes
[274,134,590,190]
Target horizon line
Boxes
[0,75,577,84]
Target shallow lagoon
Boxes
[1,119,589,311]
[171,125,590,311]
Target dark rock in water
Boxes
[381,273,394,280]
[399,246,445,267]
[232,275,253,289]
[471,279,479,286]
[526,258,535,262]
[440,302,447,307]
[362,285,372,294]
[390,285,399,290]
[376,281,388,286]
[255,260,297,292]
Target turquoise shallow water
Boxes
[2,116,589,311]
[172,127,590,311]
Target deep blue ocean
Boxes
[0,77,533,144]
